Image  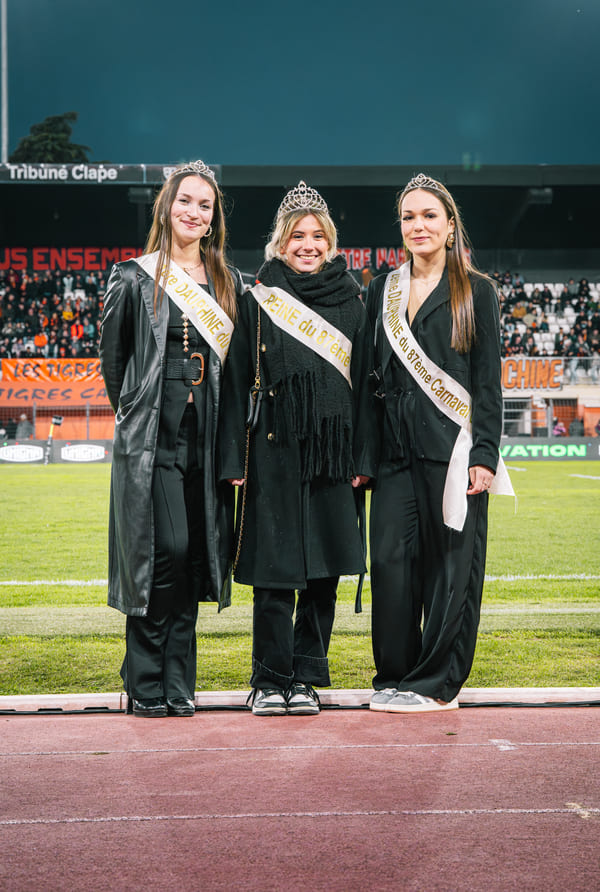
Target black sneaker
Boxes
[286,682,320,715]
[247,688,287,716]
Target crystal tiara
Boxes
[167,160,217,182]
[403,172,447,194]
[276,181,328,219]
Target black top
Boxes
[366,267,502,472]
[155,298,208,469]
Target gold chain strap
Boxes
[232,308,261,572]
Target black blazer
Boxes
[366,267,502,473]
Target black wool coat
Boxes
[99,259,243,616]
[366,267,502,472]
[218,287,378,590]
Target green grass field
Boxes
[0,461,598,695]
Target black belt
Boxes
[164,354,205,385]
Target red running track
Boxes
[0,707,598,892]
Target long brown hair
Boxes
[145,165,237,321]
[398,176,489,353]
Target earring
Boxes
[204,224,213,238]
[446,231,455,249]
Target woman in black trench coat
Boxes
[366,173,511,714]
[219,182,377,716]
[100,161,243,717]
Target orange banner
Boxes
[502,357,563,390]
[0,359,110,406]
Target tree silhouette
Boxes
[9,112,91,163]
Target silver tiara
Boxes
[165,160,217,182]
[403,173,446,194]
[276,181,328,219]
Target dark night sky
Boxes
[5,0,600,166]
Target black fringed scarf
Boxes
[256,256,362,483]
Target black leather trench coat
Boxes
[99,259,241,616]
[366,268,502,472]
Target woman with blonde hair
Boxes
[367,173,512,714]
[219,182,377,716]
[100,161,243,718]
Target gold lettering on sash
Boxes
[382,262,512,527]
[136,253,233,365]
[251,284,353,384]
[383,265,475,430]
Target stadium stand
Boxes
[0,265,598,377]
[488,271,600,382]
[0,267,105,361]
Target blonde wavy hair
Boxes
[265,209,338,266]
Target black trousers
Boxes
[370,459,489,702]
[121,405,204,701]
[250,577,338,691]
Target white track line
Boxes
[2,740,599,757]
[2,806,599,827]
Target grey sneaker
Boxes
[386,691,459,713]
[369,688,398,712]
[286,682,320,715]
[247,688,287,716]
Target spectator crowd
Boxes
[488,270,600,385]
[491,270,600,361]
[0,266,599,381]
[0,268,106,362]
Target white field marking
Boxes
[1,600,597,614]
[0,579,107,586]
[3,574,600,586]
[570,474,600,480]
[1,806,599,827]
[483,574,600,581]
[490,739,518,751]
[566,802,596,819]
[484,606,600,614]
[3,741,599,757]
[506,465,528,472]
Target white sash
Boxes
[382,262,514,531]
[251,283,353,387]
[135,252,233,365]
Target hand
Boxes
[467,465,494,495]
[227,478,245,486]
[352,475,370,488]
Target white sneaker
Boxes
[385,691,459,714]
[248,688,287,716]
[369,688,398,712]
[286,683,320,715]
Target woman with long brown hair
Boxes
[100,161,243,717]
[366,173,512,714]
